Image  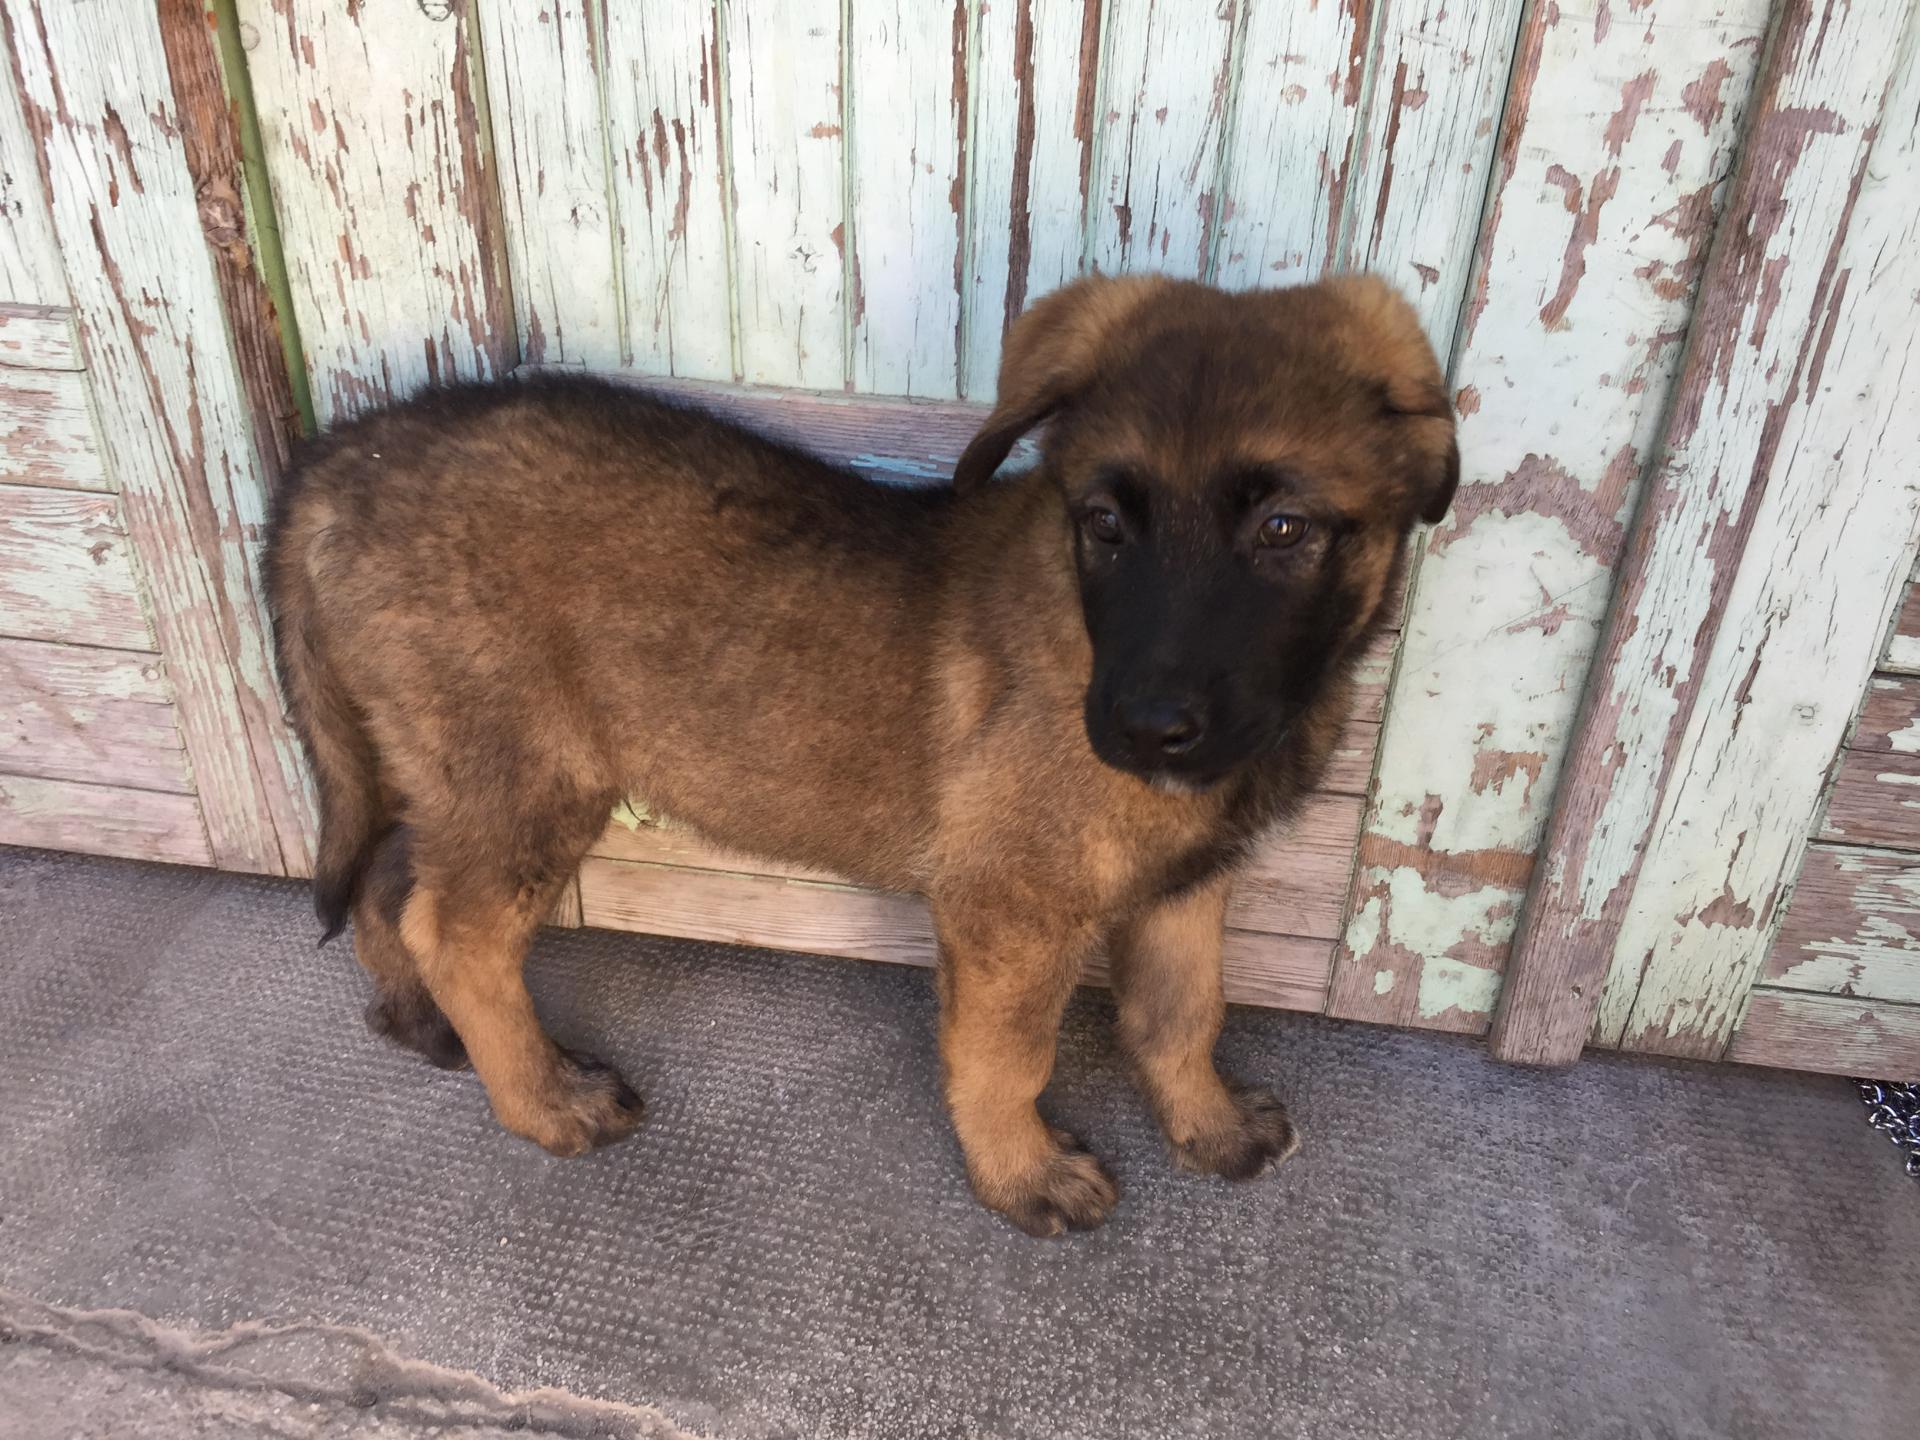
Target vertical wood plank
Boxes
[475,0,622,368]
[0,42,62,306]
[1211,0,1368,290]
[1327,0,1771,1034]
[1084,0,1237,279]
[4,0,316,873]
[155,0,302,473]
[726,0,845,389]
[848,0,967,398]
[963,0,1100,397]
[1581,0,1920,1059]
[237,0,514,422]
[603,0,735,380]
[1340,0,1527,343]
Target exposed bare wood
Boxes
[235,0,513,422]
[548,873,584,929]
[1764,845,1920,1006]
[0,301,76,369]
[0,367,105,490]
[1820,750,1920,853]
[1854,675,1920,756]
[1230,793,1367,941]
[6,0,316,874]
[0,637,189,793]
[0,772,209,867]
[1335,0,1769,1038]
[578,855,1333,1011]
[0,485,152,649]
[1588,0,1920,1059]
[154,0,300,472]
[1726,990,1920,1077]
[1881,585,1920,676]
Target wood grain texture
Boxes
[725,0,845,389]
[1820,750,1920,853]
[237,0,513,422]
[0,485,152,649]
[1590,0,1920,1059]
[962,0,1099,398]
[1210,0,1367,290]
[478,0,620,369]
[0,637,190,793]
[0,301,76,369]
[1332,0,1768,1037]
[0,772,210,866]
[0,44,63,307]
[6,0,315,874]
[1340,0,1527,342]
[1881,585,1920,676]
[578,855,1334,1011]
[1764,846,1920,1006]
[1854,675,1920,757]
[848,0,967,397]
[1726,990,1920,1078]
[592,788,1366,944]
[154,0,300,473]
[1084,0,1235,279]
[0,367,105,490]
[603,0,735,379]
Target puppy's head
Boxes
[955,273,1457,787]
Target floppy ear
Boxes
[952,274,1171,492]
[1321,274,1460,524]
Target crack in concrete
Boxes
[0,1288,703,1439]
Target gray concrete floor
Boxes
[0,845,1915,1440]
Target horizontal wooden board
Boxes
[0,368,105,490]
[0,303,79,370]
[0,638,189,793]
[0,484,152,649]
[1882,585,1920,676]
[0,773,209,866]
[578,856,1332,1011]
[1765,845,1920,1006]
[1727,990,1920,1078]
[571,368,1012,482]
[1856,674,1920,756]
[593,788,1365,943]
[1229,793,1366,941]
[1820,749,1920,852]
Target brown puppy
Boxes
[267,274,1456,1236]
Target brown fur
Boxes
[267,274,1455,1235]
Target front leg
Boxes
[1109,875,1299,1179]
[932,902,1118,1237]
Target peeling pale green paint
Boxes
[1373,969,1395,995]
[1416,959,1501,1021]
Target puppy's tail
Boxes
[267,489,387,945]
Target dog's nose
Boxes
[1116,697,1206,758]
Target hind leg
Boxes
[402,799,640,1157]
[351,827,467,1070]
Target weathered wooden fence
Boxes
[1,0,1916,1076]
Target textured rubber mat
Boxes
[0,845,1915,1440]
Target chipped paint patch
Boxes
[1373,969,1396,995]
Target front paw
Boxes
[1171,1082,1299,1180]
[974,1130,1119,1238]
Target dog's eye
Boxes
[1085,506,1124,545]
[1257,514,1310,549]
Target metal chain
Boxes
[1856,1080,1920,1179]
